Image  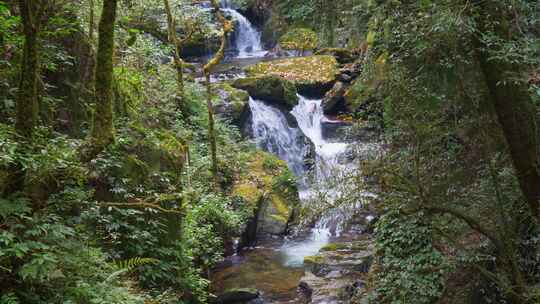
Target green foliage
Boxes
[279,28,318,53]
[184,194,242,270]
[374,211,448,303]
[0,194,146,304]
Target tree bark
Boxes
[203,0,233,190]
[16,0,42,138]
[81,0,117,162]
[474,1,540,220]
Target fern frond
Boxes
[105,257,159,283]
[114,257,159,271]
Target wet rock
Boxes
[321,117,353,142]
[337,73,353,83]
[233,152,301,245]
[245,55,339,97]
[299,240,374,304]
[340,61,363,79]
[214,288,260,304]
[232,75,298,109]
[322,81,347,115]
[213,83,250,125]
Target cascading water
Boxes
[249,98,308,176]
[248,95,359,266]
[220,0,264,58]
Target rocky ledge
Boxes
[299,240,374,304]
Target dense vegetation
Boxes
[1,0,539,303]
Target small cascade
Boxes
[248,95,361,265]
[220,0,264,58]
[249,98,308,177]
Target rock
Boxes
[213,83,250,124]
[232,75,298,109]
[337,73,353,83]
[299,240,374,303]
[214,288,260,304]
[322,81,348,115]
[315,48,361,64]
[233,152,300,245]
[321,117,353,142]
[340,61,363,78]
[245,55,339,97]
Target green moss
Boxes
[246,55,338,87]
[232,75,298,108]
[232,151,299,222]
[279,28,318,53]
[320,243,349,252]
[269,194,290,223]
[303,255,324,264]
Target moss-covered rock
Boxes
[232,75,298,108]
[315,48,361,64]
[232,151,300,240]
[245,55,339,97]
[213,83,250,124]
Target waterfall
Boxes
[249,98,307,177]
[220,1,264,58]
[249,95,359,266]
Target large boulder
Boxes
[245,55,339,97]
[213,83,250,124]
[232,152,300,244]
[232,75,298,109]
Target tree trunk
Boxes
[89,0,95,41]
[474,1,540,220]
[203,0,233,190]
[205,73,219,190]
[163,0,184,110]
[15,0,41,138]
[82,0,117,161]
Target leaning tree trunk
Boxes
[203,0,233,190]
[81,0,118,162]
[474,1,540,220]
[163,0,185,110]
[16,0,42,138]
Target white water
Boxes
[220,1,265,58]
[249,95,360,266]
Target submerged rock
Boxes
[213,288,260,304]
[232,75,298,109]
[245,55,339,97]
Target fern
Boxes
[105,257,159,283]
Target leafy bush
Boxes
[279,28,318,54]
[374,210,448,304]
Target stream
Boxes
[209,2,376,303]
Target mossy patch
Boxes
[304,255,324,264]
[232,151,300,235]
[213,82,250,121]
[320,243,349,252]
[232,75,298,108]
[246,55,339,93]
